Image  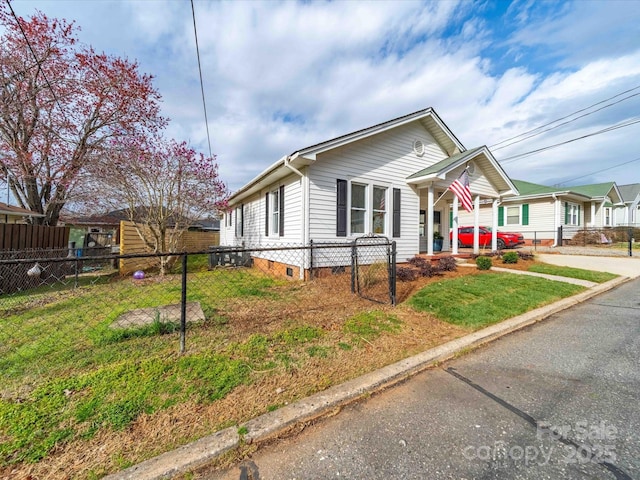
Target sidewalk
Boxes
[105,273,631,480]
[536,253,640,278]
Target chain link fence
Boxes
[0,240,396,397]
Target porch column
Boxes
[452,196,459,255]
[473,195,480,254]
[427,183,434,255]
[591,202,596,227]
[492,199,499,251]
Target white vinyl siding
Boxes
[221,174,302,247]
[308,122,446,261]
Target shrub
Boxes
[396,266,418,282]
[406,256,438,277]
[437,256,458,272]
[476,256,492,270]
[517,250,534,261]
[502,252,519,264]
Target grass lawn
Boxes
[0,264,589,479]
[527,264,617,283]
[408,272,585,329]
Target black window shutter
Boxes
[240,204,244,237]
[279,185,285,237]
[265,192,269,236]
[336,179,347,237]
[392,188,401,238]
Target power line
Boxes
[491,91,640,151]
[553,155,640,186]
[190,0,214,161]
[498,117,640,164]
[5,0,68,123]
[489,84,640,149]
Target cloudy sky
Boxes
[10,0,640,192]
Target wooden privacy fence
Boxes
[119,221,220,274]
[0,224,70,251]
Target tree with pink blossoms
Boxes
[0,4,165,226]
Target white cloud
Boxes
[7,0,640,192]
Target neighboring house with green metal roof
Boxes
[457,180,623,246]
[615,183,640,226]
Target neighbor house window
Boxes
[498,204,528,227]
[506,206,520,225]
[565,202,580,226]
[604,207,612,227]
[372,186,387,234]
[350,183,366,234]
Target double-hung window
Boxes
[235,205,243,237]
[337,180,393,237]
[372,186,387,234]
[604,207,612,227]
[350,183,366,234]
[265,185,284,237]
[506,206,520,225]
[271,189,280,235]
[565,202,580,226]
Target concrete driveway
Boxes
[536,254,640,278]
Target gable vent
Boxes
[413,139,425,157]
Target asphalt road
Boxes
[206,277,640,480]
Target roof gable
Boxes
[570,182,622,203]
[618,183,640,203]
[229,107,466,203]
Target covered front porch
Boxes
[406,146,518,255]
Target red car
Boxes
[450,226,525,250]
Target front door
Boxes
[419,210,443,253]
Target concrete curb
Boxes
[104,276,630,480]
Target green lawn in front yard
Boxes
[527,264,617,283]
[0,265,593,478]
[408,272,585,329]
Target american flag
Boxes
[448,170,473,212]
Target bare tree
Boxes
[84,136,228,274]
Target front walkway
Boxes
[537,253,640,278]
[490,266,598,287]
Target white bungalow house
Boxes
[220,108,518,278]
[615,184,640,227]
[457,180,623,246]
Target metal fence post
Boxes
[309,239,314,280]
[534,231,537,251]
[388,241,396,306]
[557,226,563,246]
[629,228,633,257]
[180,253,187,354]
[351,240,357,294]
